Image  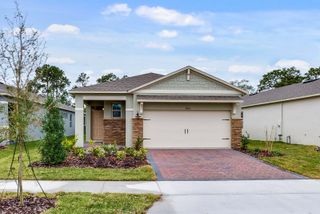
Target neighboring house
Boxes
[0,82,75,141]
[70,66,247,149]
[242,79,320,146]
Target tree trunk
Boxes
[18,137,24,205]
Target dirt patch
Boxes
[238,149,283,158]
[0,196,55,214]
[31,154,148,169]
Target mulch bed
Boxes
[239,148,283,158]
[0,145,6,150]
[31,154,148,169]
[0,196,55,214]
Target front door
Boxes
[91,106,104,141]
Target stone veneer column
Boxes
[104,119,125,145]
[132,117,143,146]
[231,119,243,149]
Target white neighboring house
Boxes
[0,82,75,141]
[242,79,320,146]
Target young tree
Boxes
[230,79,255,94]
[257,67,304,91]
[0,2,46,204]
[29,64,71,104]
[96,73,119,83]
[305,67,320,80]
[75,72,89,88]
[39,96,66,165]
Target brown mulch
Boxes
[0,196,56,214]
[31,154,148,169]
[0,145,6,150]
[238,148,283,158]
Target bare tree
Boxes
[0,2,46,205]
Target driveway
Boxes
[147,149,303,180]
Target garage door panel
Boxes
[143,110,231,148]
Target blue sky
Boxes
[1,0,320,87]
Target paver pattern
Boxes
[148,149,303,180]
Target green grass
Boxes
[0,141,156,181]
[1,192,161,214]
[247,140,320,178]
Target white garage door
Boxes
[143,110,231,149]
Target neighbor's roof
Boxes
[0,82,74,112]
[242,79,320,107]
[137,95,242,102]
[70,73,164,93]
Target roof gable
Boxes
[131,66,247,94]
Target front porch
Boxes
[74,94,143,147]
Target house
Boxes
[0,82,75,141]
[70,66,247,149]
[242,78,320,146]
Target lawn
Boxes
[247,140,320,178]
[1,192,160,214]
[0,141,156,181]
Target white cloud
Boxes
[102,3,132,16]
[200,35,215,42]
[158,30,178,38]
[46,24,80,35]
[228,65,262,74]
[135,6,204,26]
[274,59,310,72]
[13,27,39,36]
[47,57,76,64]
[145,42,173,51]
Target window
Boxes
[69,114,72,127]
[112,103,122,118]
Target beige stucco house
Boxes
[70,66,247,149]
[242,78,320,146]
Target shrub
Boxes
[116,150,126,160]
[124,147,135,156]
[61,136,77,152]
[102,144,118,155]
[134,136,143,150]
[89,139,94,147]
[92,147,105,158]
[133,148,148,160]
[240,135,250,150]
[73,147,85,159]
[40,97,66,165]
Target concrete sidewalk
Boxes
[1,179,320,214]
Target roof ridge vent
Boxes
[303,78,319,84]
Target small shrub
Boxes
[89,139,94,147]
[240,135,250,150]
[73,147,85,159]
[61,136,77,152]
[134,136,143,150]
[102,144,118,155]
[92,147,105,158]
[116,150,126,160]
[133,148,148,160]
[124,147,135,156]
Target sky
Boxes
[1,0,320,87]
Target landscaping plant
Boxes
[0,2,46,205]
[240,135,250,150]
[265,126,276,155]
[40,97,66,165]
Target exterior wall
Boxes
[231,119,243,149]
[61,109,75,137]
[282,97,320,145]
[132,117,143,146]
[0,101,8,128]
[243,103,282,141]
[243,96,320,146]
[104,119,125,145]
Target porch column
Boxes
[75,95,84,147]
[231,103,243,149]
[125,95,133,147]
[85,104,91,142]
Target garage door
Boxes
[143,111,231,148]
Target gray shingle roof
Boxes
[70,73,164,93]
[137,95,242,101]
[243,79,320,107]
[0,82,74,112]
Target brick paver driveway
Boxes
[147,149,303,180]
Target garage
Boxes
[143,110,231,149]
